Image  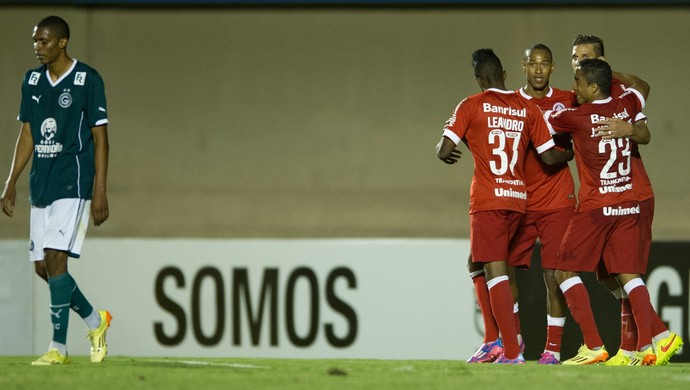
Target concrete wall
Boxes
[1,6,688,240]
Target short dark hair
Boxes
[572,34,604,57]
[36,15,70,40]
[578,58,611,96]
[524,43,553,62]
[472,48,504,81]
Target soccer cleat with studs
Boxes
[88,310,112,363]
[654,332,684,366]
[31,349,70,366]
[466,339,503,363]
[562,345,608,365]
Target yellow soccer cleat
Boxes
[563,345,609,365]
[629,347,656,366]
[88,310,113,363]
[604,349,633,366]
[31,349,70,366]
[654,332,684,366]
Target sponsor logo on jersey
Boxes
[29,72,41,85]
[482,103,526,118]
[32,95,41,104]
[599,175,632,194]
[74,71,86,86]
[494,188,527,200]
[36,118,63,158]
[58,89,72,108]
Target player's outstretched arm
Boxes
[91,125,110,226]
[436,137,462,165]
[1,122,34,217]
[539,147,574,166]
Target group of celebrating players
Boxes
[437,35,684,365]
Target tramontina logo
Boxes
[36,118,63,158]
[59,89,72,108]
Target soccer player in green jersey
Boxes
[1,15,112,366]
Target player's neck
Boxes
[47,54,74,82]
[523,85,549,99]
[484,82,507,91]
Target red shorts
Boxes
[639,197,654,266]
[557,201,643,274]
[597,197,654,279]
[508,206,574,269]
[470,210,523,263]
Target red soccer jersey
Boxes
[610,78,654,202]
[545,89,645,211]
[517,87,577,211]
[443,88,556,214]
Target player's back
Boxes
[547,95,640,211]
[452,88,552,214]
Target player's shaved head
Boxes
[572,35,604,57]
[36,15,70,40]
[472,48,504,84]
[524,43,553,61]
[577,58,611,96]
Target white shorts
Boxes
[30,198,91,261]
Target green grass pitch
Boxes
[2,357,690,389]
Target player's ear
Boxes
[59,38,68,49]
[520,61,527,72]
[502,70,507,82]
[590,82,599,95]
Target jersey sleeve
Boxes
[620,87,646,112]
[85,70,109,127]
[442,98,472,145]
[544,108,576,135]
[18,71,33,123]
[528,105,555,153]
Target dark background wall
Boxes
[1,5,689,239]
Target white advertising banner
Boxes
[13,239,481,359]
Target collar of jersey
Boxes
[518,86,553,99]
[486,88,514,94]
[47,59,77,87]
[591,96,613,105]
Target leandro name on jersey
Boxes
[484,103,526,132]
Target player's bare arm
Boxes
[595,118,650,145]
[1,122,34,217]
[91,124,109,226]
[612,70,650,100]
[436,137,462,164]
[539,147,574,166]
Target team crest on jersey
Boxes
[552,102,566,111]
[59,89,72,108]
[29,72,41,85]
[74,72,86,86]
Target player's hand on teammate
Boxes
[594,118,633,139]
[441,148,463,165]
[1,184,17,217]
